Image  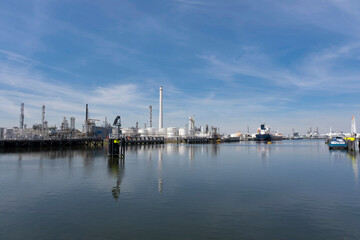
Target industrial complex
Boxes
[0,86,358,145]
[0,86,221,142]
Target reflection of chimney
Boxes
[158,149,163,193]
[159,86,163,128]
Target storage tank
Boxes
[122,128,137,137]
[167,127,178,138]
[179,128,188,137]
[147,127,157,136]
[138,129,148,137]
[157,128,167,137]
[188,129,195,136]
[230,132,242,137]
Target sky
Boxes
[0,0,359,134]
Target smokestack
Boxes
[189,117,194,130]
[70,117,75,130]
[86,104,88,122]
[149,105,152,128]
[42,105,45,131]
[20,103,24,129]
[351,116,357,135]
[159,86,163,129]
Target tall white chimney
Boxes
[159,86,163,128]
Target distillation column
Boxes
[149,105,152,128]
[159,86,163,129]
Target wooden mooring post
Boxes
[108,138,125,159]
[108,136,165,159]
[347,139,356,151]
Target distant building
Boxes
[91,126,113,140]
[0,128,4,139]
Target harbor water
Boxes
[1,140,360,239]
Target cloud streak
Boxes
[200,42,360,93]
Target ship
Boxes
[255,123,282,141]
[328,136,348,150]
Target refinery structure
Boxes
[0,86,358,142]
[0,86,220,141]
[112,86,220,140]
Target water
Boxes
[1,140,360,239]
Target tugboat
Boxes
[256,123,282,141]
[328,136,348,150]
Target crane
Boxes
[113,116,122,137]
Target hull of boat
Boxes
[256,134,271,141]
[329,144,348,149]
[256,134,282,141]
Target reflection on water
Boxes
[125,144,220,194]
[1,141,360,239]
[108,157,125,200]
[158,150,163,193]
[256,144,271,161]
[329,149,360,181]
[124,144,220,158]
[348,152,358,180]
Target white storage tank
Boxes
[179,128,188,137]
[138,129,148,137]
[230,132,242,138]
[167,127,178,138]
[122,128,136,137]
[157,128,167,136]
[147,127,157,136]
[188,129,195,136]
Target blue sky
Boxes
[0,0,359,134]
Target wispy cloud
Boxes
[200,42,360,93]
[0,49,72,74]
[174,0,208,6]
[272,0,360,37]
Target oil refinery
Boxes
[0,86,358,144]
[0,86,221,142]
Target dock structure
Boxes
[124,136,165,145]
[182,137,221,144]
[346,139,356,151]
[0,138,103,149]
[185,137,210,144]
[108,136,165,157]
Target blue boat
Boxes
[328,137,348,150]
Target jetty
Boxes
[0,138,103,149]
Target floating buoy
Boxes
[267,142,272,144]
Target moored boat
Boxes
[256,123,282,141]
[328,137,348,150]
